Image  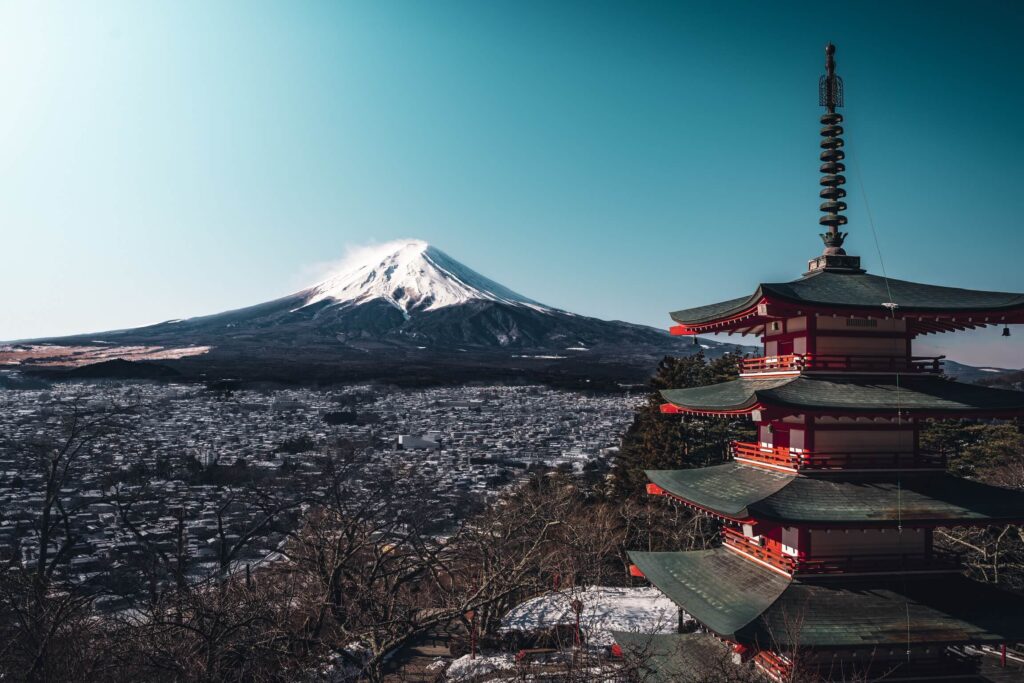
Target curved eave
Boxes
[669,273,1024,336]
[660,376,1024,419]
[629,549,1024,649]
[671,298,1024,337]
[659,378,791,416]
[669,293,767,336]
[646,463,1024,527]
[660,402,764,418]
[646,465,791,521]
[627,549,789,640]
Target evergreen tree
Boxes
[610,351,752,498]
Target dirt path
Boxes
[384,627,452,682]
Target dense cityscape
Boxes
[0,379,639,609]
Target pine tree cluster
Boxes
[611,351,754,498]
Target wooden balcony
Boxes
[731,441,946,471]
[722,527,795,574]
[723,527,962,577]
[740,354,944,375]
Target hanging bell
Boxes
[1002,325,1011,337]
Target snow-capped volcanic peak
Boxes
[303,240,551,315]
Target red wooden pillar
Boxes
[799,527,812,562]
[807,314,818,356]
[805,415,816,455]
[571,599,584,651]
[464,610,477,660]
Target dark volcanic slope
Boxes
[16,297,745,386]
[9,241,753,385]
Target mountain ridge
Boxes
[3,240,743,386]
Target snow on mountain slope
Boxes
[302,240,553,317]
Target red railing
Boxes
[753,650,792,682]
[723,527,795,574]
[740,354,803,374]
[730,441,946,471]
[740,354,944,374]
[724,527,962,576]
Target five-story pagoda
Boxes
[621,44,1024,682]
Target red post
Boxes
[464,610,477,660]
[571,599,584,650]
[1002,643,1007,668]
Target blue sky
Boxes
[1,1,1022,366]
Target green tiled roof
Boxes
[647,465,791,517]
[648,463,1024,524]
[660,377,791,412]
[670,295,753,326]
[610,632,728,682]
[633,549,1024,648]
[753,574,1024,649]
[628,550,788,638]
[671,270,1024,326]
[757,472,1024,524]
[660,375,1024,415]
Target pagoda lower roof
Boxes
[669,270,1024,335]
[629,548,1024,648]
[659,374,1024,417]
[646,463,1024,525]
[610,632,727,682]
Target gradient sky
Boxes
[2,1,1022,366]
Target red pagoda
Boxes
[619,45,1024,681]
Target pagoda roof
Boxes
[669,270,1024,335]
[629,548,1024,648]
[646,463,1024,525]
[660,375,1024,417]
[610,632,728,682]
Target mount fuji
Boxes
[303,240,551,316]
[6,240,741,386]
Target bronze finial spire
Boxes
[807,43,863,275]
[818,43,847,250]
[820,42,844,113]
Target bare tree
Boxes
[0,400,128,681]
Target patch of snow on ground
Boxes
[501,586,679,647]
[513,355,567,359]
[0,344,211,367]
[979,368,1002,372]
[565,347,589,351]
[445,653,516,681]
